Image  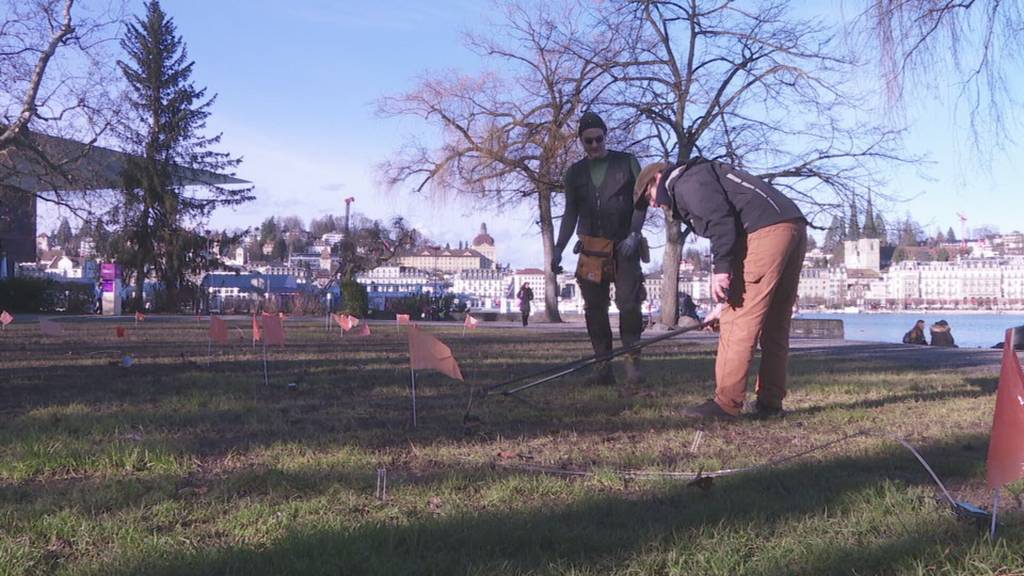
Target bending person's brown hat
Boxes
[634,162,669,207]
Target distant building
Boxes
[453,268,509,309]
[0,185,36,277]
[844,238,880,272]
[470,223,496,264]
[511,268,547,310]
[397,245,494,273]
[356,265,445,310]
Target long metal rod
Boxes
[492,321,710,397]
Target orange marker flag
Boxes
[252,315,262,344]
[0,310,13,328]
[334,313,354,332]
[396,314,411,326]
[262,314,286,346]
[464,314,479,329]
[115,325,126,338]
[39,319,65,337]
[135,311,145,323]
[408,324,463,381]
[208,316,230,344]
[350,321,371,337]
[986,328,1024,489]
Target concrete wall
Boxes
[790,318,845,339]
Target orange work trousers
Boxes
[714,220,807,415]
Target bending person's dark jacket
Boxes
[660,159,805,275]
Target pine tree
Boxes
[847,202,860,241]
[874,212,888,245]
[52,218,74,250]
[823,215,845,251]
[116,1,253,311]
[946,226,957,242]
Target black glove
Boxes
[617,232,642,259]
[550,252,563,274]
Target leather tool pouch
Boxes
[575,235,616,283]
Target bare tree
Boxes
[592,0,911,327]
[0,0,123,213]
[855,0,1023,146]
[379,0,620,322]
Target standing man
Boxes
[552,111,648,386]
[635,158,807,419]
[516,282,534,327]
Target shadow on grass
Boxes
[75,432,1012,576]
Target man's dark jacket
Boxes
[660,159,805,274]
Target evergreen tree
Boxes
[271,237,288,261]
[823,215,845,252]
[874,212,888,245]
[946,226,957,242]
[259,217,279,244]
[116,1,253,311]
[847,202,860,241]
[53,218,74,250]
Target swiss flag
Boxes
[135,311,145,322]
[396,314,411,326]
[464,314,479,329]
[408,324,463,381]
[987,328,1024,489]
[0,310,13,326]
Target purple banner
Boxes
[101,263,119,293]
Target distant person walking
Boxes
[516,282,534,327]
[902,319,928,345]
[929,320,957,347]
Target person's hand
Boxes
[617,232,642,259]
[550,252,563,274]
[703,303,725,332]
[712,272,731,303]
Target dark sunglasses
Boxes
[582,135,604,145]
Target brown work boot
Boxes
[585,361,617,386]
[680,399,736,421]
[622,354,645,387]
[743,399,785,420]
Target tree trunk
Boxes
[659,209,681,327]
[537,188,563,323]
[133,257,145,312]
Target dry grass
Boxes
[0,316,1021,575]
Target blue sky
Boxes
[129,1,1023,267]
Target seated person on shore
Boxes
[902,319,928,345]
[992,325,1024,350]
[929,320,957,347]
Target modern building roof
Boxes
[1,129,249,193]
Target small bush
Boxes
[0,277,94,313]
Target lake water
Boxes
[798,312,1024,349]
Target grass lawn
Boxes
[0,316,1021,575]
